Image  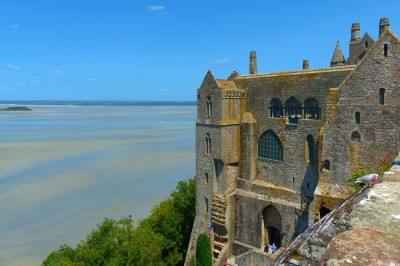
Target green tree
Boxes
[42,244,76,266]
[196,234,212,266]
[42,177,196,266]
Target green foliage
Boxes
[42,245,76,266]
[347,169,372,191]
[195,234,212,266]
[42,178,196,266]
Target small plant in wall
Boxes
[377,149,397,174]
[347,168,373,191]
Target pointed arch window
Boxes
[270,98,283,118]
[258,130,283,161]
[351,131,361,142]
[206,96,212,118]
[304,98,321,120]
[285,97,302,124]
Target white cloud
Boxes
[33,80,40,84]
[52,69,64,74]
[211,59,229,65]
[148,5,166,12]
[90,77,97,81]
[8,64,21,70]
[10,24,19,29]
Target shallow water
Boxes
[0,104,196,265]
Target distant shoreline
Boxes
[0,100,197,107]
[0,106,32,111]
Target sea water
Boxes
[0,103,196,266]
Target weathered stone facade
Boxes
[186,18,400,265]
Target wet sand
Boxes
[0,105,196,265]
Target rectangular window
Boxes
[384,44,388,57]
[379,88,385,105]
[205,173,209,185]
[355,112,360,124]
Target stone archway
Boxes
[319,206,331,219]
[262,205,282,248]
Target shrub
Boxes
[347,169,372,191]
[196,233,212,266]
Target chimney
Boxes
[303,60,309,70]
[379,18,390,37]
[349,22,361,56]
[249,51,258,74]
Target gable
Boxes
[338,30,400,105]
[198,70,220,93]
[346,33,375,65]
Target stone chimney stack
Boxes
[249,51,258,75]
[303,60,309,70]
[349,22,361,56]
[379,18,390,37]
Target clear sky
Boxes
[1,0,399,101]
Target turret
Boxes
[331,41,345,67]
[379,18,390,37]
[349,23,361,56]
[249,51,258,74]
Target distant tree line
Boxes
[42,178,196,266]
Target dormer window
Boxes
[206,96,212,118]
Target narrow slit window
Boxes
[205,133,211,154]
[384,44,388,57]
[355,112,360,124]
[205,173,209,185]
[365,42,368,48]
[379,88,385,105]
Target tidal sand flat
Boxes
[0,104,196,266]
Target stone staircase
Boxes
[211,194,228,259]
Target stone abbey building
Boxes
[186,18,400,265]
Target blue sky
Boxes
[1,1,399,101]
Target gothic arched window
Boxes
[304,98,320,120]
[258,130,283,161]
[285,97,302,124]
[206,96,212,118]
[270,98,283,118]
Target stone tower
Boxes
[349,23,361,56]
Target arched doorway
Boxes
[319,207,331,219]
[262,205,282,248]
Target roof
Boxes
[331,41,345,66]
[216,79,239,91]
[232,65,355,93]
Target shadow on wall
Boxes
[294,148,320,238]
